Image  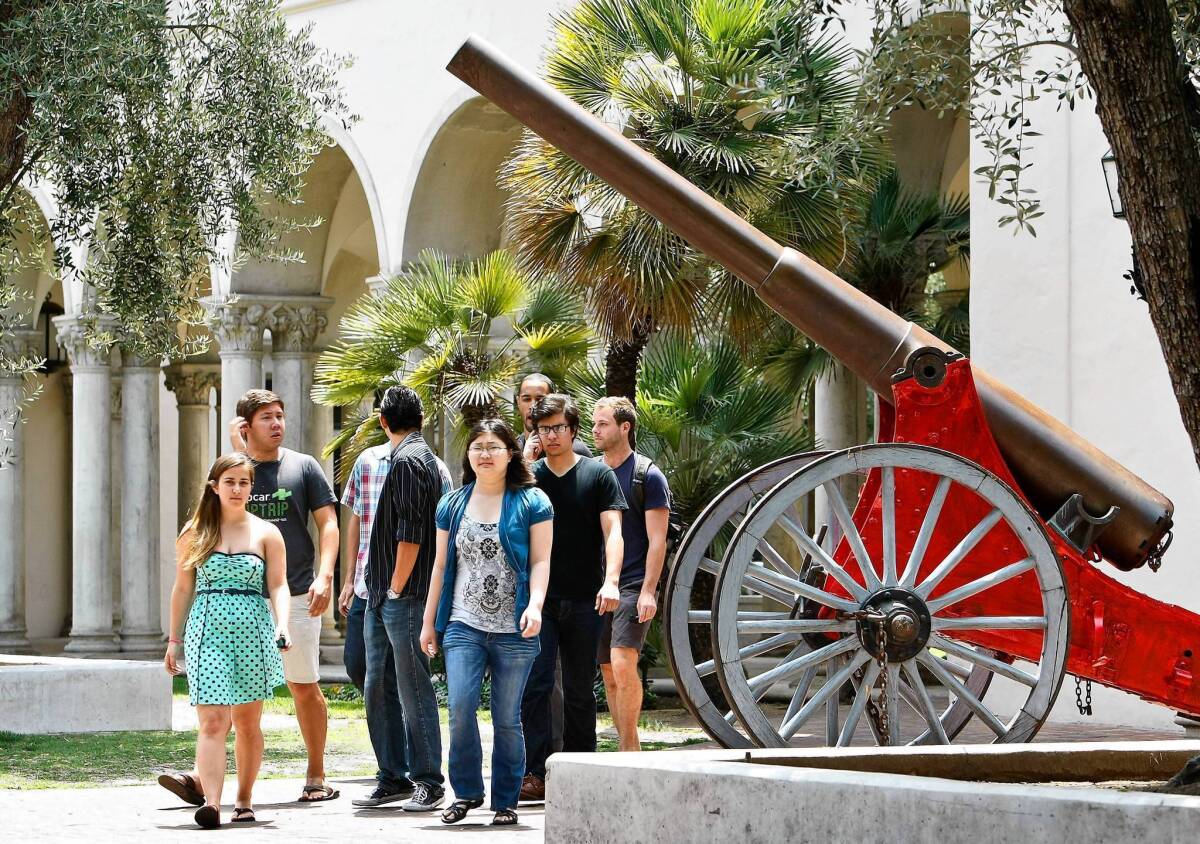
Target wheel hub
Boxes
[857,588,932,662]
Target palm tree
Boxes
[756,167,971,401]
[313,248,592,476]
[500,0,884,401]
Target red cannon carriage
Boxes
[447,35,1198,747]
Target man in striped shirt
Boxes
[361,386,446,812]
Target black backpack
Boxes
[609,453,686,559]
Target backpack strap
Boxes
[630,453,654,513]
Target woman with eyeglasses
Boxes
[420,418,552,827]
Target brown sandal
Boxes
[157,772,204,806]
[194,804,220,829]
[299,783,340,802]
[231,807,256,823]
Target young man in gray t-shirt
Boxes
[231,390,341,803]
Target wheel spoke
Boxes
[915,509,1004,599]
[739,568,805,607]
[747,563,859,612]
[932,615,1046,631]
[780,663,821,740]
[901,660,949,744]
[756,538,800,580]
[822,480,883,592]
[747,635,860,695]
[900,476,951,588]
[836,661,881,746]
[825,655,841,744]
[881,467,897,586]
[698,556,721,576]
[780,650,873,738]
[925,556,1036,613]
[885,662,901,745]
[776,511,869,602]
[690,610,791,623]
[917,650,1009,738]
[929,634,1038,687]
[737,618,856,634]
[696,632,800,678]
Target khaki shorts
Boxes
[278,593,322,684]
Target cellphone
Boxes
[276,635,287,649]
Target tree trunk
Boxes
[0,3,32,199]
[604,319,653,402]
[1064,0,1200,472]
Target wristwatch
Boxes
[386,588,401,600]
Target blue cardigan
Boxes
[433,483,554,635]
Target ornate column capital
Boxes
[0,329,41,379]
[203,297,270,354]
[54,315,118,371]
[164,363,221,407]
[270,301,330,354]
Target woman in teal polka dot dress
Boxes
[164,452,291,829]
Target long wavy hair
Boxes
[461,418,534,489]
[181,453,256,571]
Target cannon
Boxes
[447,35,1200,747]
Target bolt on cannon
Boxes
[447,35,1196,748]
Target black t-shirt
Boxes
[533,455,627,601]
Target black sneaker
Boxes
[352,782,414,808]
[400,783,445,812]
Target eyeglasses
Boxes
[468,445,510,456]
[535,423,572,436]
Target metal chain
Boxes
[1146,529,1173,573]
[875,622,890,745]
[1074,676,1093,716]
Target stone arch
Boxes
[400,95,524,264]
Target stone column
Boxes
[119,352,164,655]
[269,302,328,453]
[0,330,41,650]
[109,369,123,629]
[205,299,268,427]
[813,361,869,552]
[56,316,119,653]
[309,395,342,649]
[165,364,220,529]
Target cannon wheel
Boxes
[712,443,1069,747]
[664,450,996,748]
[663,452,830,748]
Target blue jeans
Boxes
[444,621,540,811]
[364,596,444,788]
[521,597,603,779]
[344,595,367,691]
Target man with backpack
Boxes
[591,396,672,752]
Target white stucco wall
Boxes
[972,47,1200,730]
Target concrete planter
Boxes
[546,742,1200,843]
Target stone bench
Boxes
[0,654,171,734]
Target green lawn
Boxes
[0,679,705,789]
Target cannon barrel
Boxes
[447,35,1173,570]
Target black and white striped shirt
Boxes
[365,431,442,608]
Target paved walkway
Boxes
[0,777,547,841]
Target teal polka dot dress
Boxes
[184,552,286,705]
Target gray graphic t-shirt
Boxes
[450,514,518,633]
[247,448,337,595]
